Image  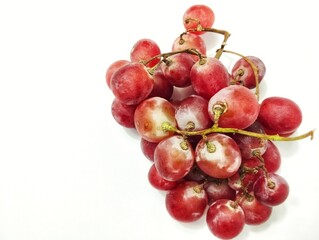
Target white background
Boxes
[0,0,318,239]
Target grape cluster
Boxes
[105,4,314,239]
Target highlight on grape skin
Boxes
[105,3,315,239]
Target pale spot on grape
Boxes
[184,186,205,199]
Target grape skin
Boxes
[204,180,236,205]
[231,56,266,89]
[190,57,230,100]
[165,181,208,222]
[175,94,212,131]
[148,164,177,191]
[208,85,260,129]
[236,192,272,225]
[262,141,281,172]
[161,53,195,88]
[111,62,154,105]
[111,98,137,128]
[253,172,289,206]
[140,138,158,162]
[105,59,129,89]
[130,38,161,67]
[258,96,302,136]
[206,199,245,239]
[134,97,177,143]
[172,33,206,61]
[154,135,195,181]
[148,67,174,100]
[196,133,242,179]
[183,4,215,34]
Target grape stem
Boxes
[161,122,315,141]
[142,48,205,74]
[180,27,231,59]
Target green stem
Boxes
[162,122,315,141]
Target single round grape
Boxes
[165,181,208,222]
[105,59,130,89]
[183,5,215,34]
[172,33,206,61]
[190,57,230,100]
[134,97,176,143]
[208,85,260,129]
[196,133,242,179]
[111,62,154,105]
[111,98,137,128]
[175,94,212,131]
[253,172,289,206]
[161,53,195,88]
[148,164,177,191]
[231,56,266,89]
[236,192,272,225]
[154,135,195,181]
[130,38,161,67]
[206,199,245,239]
[258,96,302,136]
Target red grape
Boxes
[258,96,302,136]
[165,181,208,222]
[161,53,194,88]
[231,56,266,89]
[208,85,260,129]
[172,33,206,61]
[134,97,176,143]
[105,59,130,89]
[190,57,230,100]
[183,5,215,34]
[130,38,161,67]
[236,192,272,225]
[111,62,154,105]
[253,172,289,206]
[111,98,137,128]
[175,95,212,131]
[154,135,195,181]
[195,133,242,178]
[148,164,177,191]
[206,199,245,239]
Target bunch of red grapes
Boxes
[105,4,314,239]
